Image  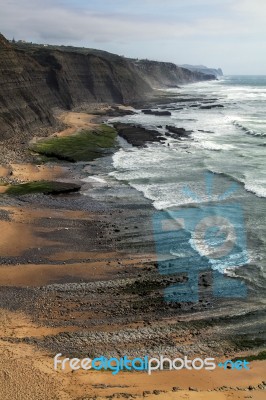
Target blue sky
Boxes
[0,0,265,74]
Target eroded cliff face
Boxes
[30,49,153,107]
[0,34,215,141]
[180,64,223,77]
[133,60,215,88]
[0,34,152,140]
[0,35,58,140]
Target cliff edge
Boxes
[0,34,216,141]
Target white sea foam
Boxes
[233,120,266,137]
[193,140,235,151]
[82,176,107,184]
[244,182,266,198]
[111,77,266,204]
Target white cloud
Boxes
[1,0,265,44]
[0,0,264,73]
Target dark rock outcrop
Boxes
[142,109,171,116]
[113,123,164,146]
[200,104,224,109]
[166,125,192,138]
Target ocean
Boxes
[108,76,266,304]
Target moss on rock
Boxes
[30,125,117,162]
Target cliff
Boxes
[0,34,57,140]
[180,64,223,78]
[0,34,216,141]
[133,60,215,88]
[0,34,151,140]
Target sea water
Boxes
[109,76,266,303]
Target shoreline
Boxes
[0,103,265,399]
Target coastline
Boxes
[0,103,265,399]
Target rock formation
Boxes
[0,33,216,140]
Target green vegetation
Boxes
[231,337,266,350]
[30,125,117,162]
[233,350,266,362]
[6,181,80,196]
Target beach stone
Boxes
[143,391,151,397]
[172,387,180,392]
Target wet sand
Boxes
[0,106,265,399]
[0,307,265,400]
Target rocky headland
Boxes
[0,32,215,150]
[0,33,265,400]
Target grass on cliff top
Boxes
[6,181,80,196]
[30,124,117,162]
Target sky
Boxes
[0,0,265,74]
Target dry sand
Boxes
[10,163,69,182]
[0,110,265,400]
[53,111,98,137]
[0,204,264,399]
[0,308,265,400]
[0,165,9,177]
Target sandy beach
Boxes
[0,106,265,400]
